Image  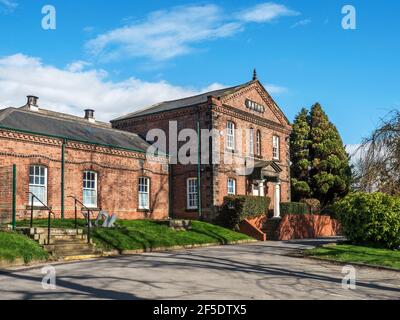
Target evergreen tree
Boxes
[290,108,311,201]
[290,103,352,206]
[308,103,352,206]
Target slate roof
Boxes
[111,80,255,122]
[0,107,151,153]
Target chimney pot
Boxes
[27,95,39,111]
[84,109,95,123]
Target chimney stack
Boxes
[27,95,39,111]
[84,109,95,123]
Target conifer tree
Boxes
[308,103,352,206]
[290,108,311,201]
[290,104,352,205]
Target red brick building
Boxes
[112,75,292,220]
[0,96,169,222]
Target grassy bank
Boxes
[305,244,400,270]
[0,231,49,264]
[17,219,252,252]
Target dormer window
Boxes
[245,99,265,113]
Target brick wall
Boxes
[113,81,292,221]
[0,165,13,224]
[277,214,342,240]
[0,129,169,221]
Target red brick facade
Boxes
[113,80,292,220]
[0,129,169,221]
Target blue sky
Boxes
[0,0,399,147]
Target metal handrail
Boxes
[27,192,56,245]
[67,195,94,244]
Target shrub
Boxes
[336,192,400,249]
[280,202,310,215]
[300,198,321,214]
[219,196,270,230]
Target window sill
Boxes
[138,208,151,212]
[186,208,199,212]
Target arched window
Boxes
[29,165,47,206]
[226,121,235,150]
[256,130,261,156]
[138,177,150,210]
[83,171,98,208]
[273,135,280,160]
[249,128,254,155]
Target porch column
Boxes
[273,183,281,218]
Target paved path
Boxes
[0,239,399,300]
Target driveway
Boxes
[0,239,399,300]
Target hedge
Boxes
[280,202,310,215]
[219,196,271,230]
[300,198,321,214]
[335,192,400,249]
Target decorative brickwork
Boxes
[113,80,292,221]
[0,129,169,221]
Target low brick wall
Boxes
[239,216,267,241]
[277,214,341,241]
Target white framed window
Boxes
[227,178,236,195]
[226,121,235,150]
[273,135,280,160]
[249,128,254,155]
[83,171,98,208]
[256,130,261,156]
[29,165,47,206]
[138,177,150,210]
[187,178,198,209]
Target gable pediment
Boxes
[220,81,290,128]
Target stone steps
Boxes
[23,227,101,260]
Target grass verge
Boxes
[305,244,400,270]
[17,219,252,252]
[0,231,49,264]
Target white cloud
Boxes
[291,19,311,28]
[0,0,17,12]
[86,2,298,62]
[66,60,92,72]
[238,2,299,23]
[86,5,242,62]
[0,54,287,121]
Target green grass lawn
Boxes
[0,231,49,264]
[305,244,400,270]
[17,219,252,252]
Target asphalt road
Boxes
[0,239,399,300]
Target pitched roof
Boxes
[0,107,151,153]
[111,80,255,122]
